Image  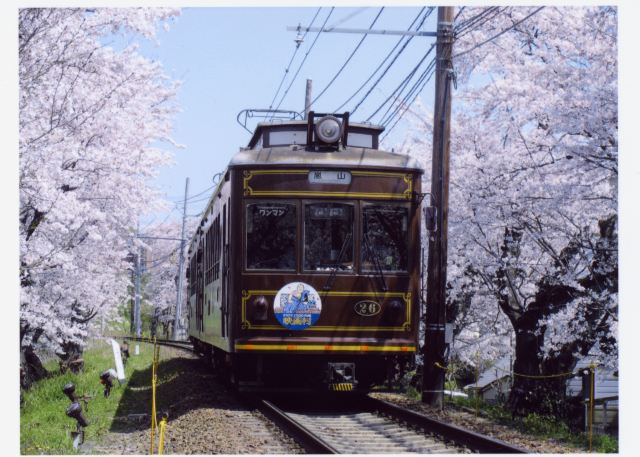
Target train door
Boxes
[221,200,228,338]
[197,243,204,333]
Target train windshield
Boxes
[304,203,354,271]
[246,203,296,270]
[362,205,408,272]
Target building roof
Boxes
[464,357,512,391]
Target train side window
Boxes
[304,203,354,272]
[362,205,408,272]
[246,203,297,270]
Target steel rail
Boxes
[125,336,195,353]
[364,396,530,453]
[258,399,339,454]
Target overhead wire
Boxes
[377,50,436,126]
[380,61,436,142]
[365,41,436,123]
[265,7,322,117]
[270,7,335,118]
[350,7,435,117]
[382,6,535,142]
[454,6,500,36]
[144,246,181,269]
[333,7,428,113]
[380,56,437,129]
[304,7,385,112]
[455,7,509,39]
[453,6,545,59]
[325,7,367,30]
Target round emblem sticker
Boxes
[274,282,322,330]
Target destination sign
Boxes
[308,170,352,185]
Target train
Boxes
[186,112,424,391]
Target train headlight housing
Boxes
[315,116,343,144]
[384,298,404,323]
[252,295,269,321]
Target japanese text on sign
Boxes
[257,206,287,217]
[308,170,352,185]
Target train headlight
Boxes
[315,116,343,143]
[252,295,269,321]
[384,299,404,323]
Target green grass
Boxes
[447,396,618,453]
[20,341,154,454]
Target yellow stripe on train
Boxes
[329,383,353,391]
[235,344,416,352]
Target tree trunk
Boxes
[20,326,48,390]
[58,340,85,374]
[502,216,617,417]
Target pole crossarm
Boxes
[287,25,436,37]
[136,235,186,242]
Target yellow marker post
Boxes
[158,417,167,455]
[150,338,159,454]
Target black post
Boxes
[422,6,454,407]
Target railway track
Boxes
[119,337,529,453]
[257,395,529,454]
[124,336,195,353]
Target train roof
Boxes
[229,145,423,172]
[235,119,422,171]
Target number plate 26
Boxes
[354,300,381,317]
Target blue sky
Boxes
[135,6,439,221]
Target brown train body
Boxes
[186,116,424,391]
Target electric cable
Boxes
[265,7,322,116]
[333,7,428,113]
[453,7,544,59]
[326,7,367,30]
[454,6,500,36]
[350,7,435,116]
[379,60,436,141]
[304,7,385,112]
[270,7,335,117]
[380,56,436,128]
[365,42,436,123]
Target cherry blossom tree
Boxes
[19,8,180,386]
[451,6,617,415]
[400,6,617,415]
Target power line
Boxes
[326,7,367,30]
[453,7,544,59]
[455,7,509,39]
[377,52,436,126]
[380,56,437,129]
[266,7,322,117]
[454,6,500,36]
[305,7,385,111]
[270,7,335,117]
[167,183,214,203]
[365,42,436,123]
[333,7,428,113]
[350,7,435,117]
[380,60,437,141]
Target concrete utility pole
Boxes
[304,79,313,119]
[422,6,454,408]
[174,177,189,340]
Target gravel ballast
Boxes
[81,347,302,454]
[369,392,580,453]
